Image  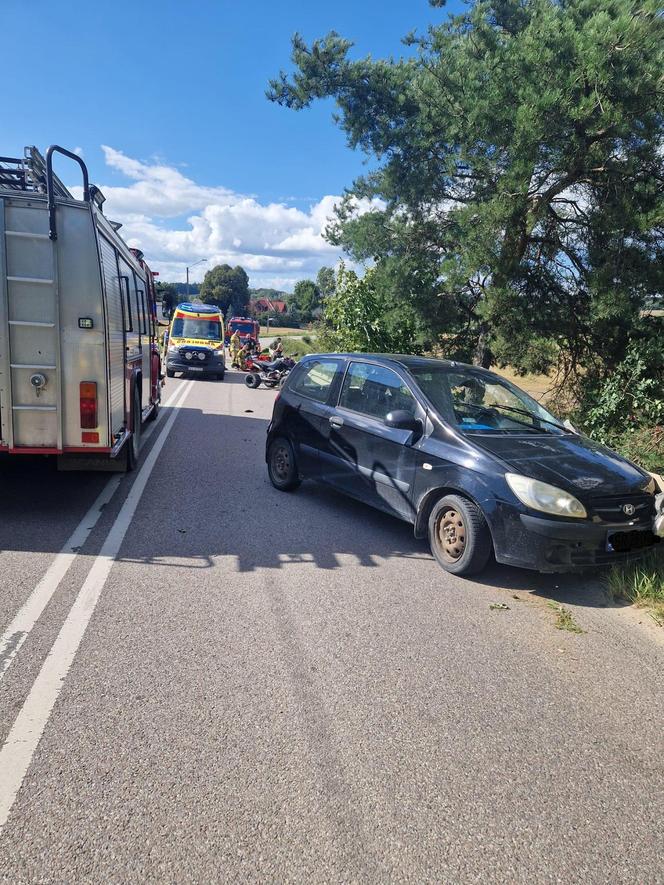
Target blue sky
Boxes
[4,0,458,289]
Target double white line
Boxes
[0,380,193,830]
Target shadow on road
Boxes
[0,390,612,607]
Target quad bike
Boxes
[244,356,295,389]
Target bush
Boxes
[573,330,664,471]
[255,312,302,329]
[317,263,421,354]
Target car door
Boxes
[323,361,423,521]
[285,357,345,477]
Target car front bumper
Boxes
[492,508,661,573]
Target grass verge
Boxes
[281,335,320,359]
[547,602,586,634]
[261,326,307,337]
[605,547,664,626]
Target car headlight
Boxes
[167,345,179,356]
[643,476,658,495]
[505,473,587,519]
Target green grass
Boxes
[547,602,586,634]
[605,548,664,625]
[281,335,320,359]
[260,326,307,337]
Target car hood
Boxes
[470,433,648,496]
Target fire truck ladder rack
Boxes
[0,146,72,199]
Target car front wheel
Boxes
[428,494,492,576]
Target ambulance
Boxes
[166,303,225,380]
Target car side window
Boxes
[290,359,341,403]
[339,362,415,420]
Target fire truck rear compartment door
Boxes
[1,200,60,448]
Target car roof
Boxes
[301,352,485,374]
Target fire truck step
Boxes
[6,276,54,285]
[5,230,50,240]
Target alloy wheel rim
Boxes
[437,508,466,562]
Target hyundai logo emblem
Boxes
[622,503,635,516]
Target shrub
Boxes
[573,330,664,471]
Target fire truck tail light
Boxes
[81,431,100,443]
[80,381,98,429]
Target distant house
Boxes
[251,297,288,315]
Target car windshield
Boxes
[172,318,222,341]
[231,322,255,335]
[410,366,568,435]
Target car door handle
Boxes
[329,416,344,429]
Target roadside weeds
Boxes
[547,602,586,634]
[605,548,664,627]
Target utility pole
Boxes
[185,258,207,300]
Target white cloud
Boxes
[71,146,379,290]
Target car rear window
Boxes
[290,359,340,403]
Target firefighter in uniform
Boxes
[230,330,242,368]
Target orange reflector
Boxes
[80,381,96,399]
[81,431,100,443]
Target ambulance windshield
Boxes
[172,318,222,341]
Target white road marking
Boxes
[0,382,184,684]
[0,477,121,682]
[0,379,193,831]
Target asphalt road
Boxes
[0,371,662,884]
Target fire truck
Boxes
[225,316,260,348]
[0,145,161,471]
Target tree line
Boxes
[267,0,663,468]
[157,264,337,323]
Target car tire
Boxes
[166,368,175,378]
[267,438,301,492]
[428,494,492,576]
[245,373,261,389]
[217,371,225,381]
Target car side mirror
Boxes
[385,410,422,434]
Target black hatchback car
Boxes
[265,354,662,576]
